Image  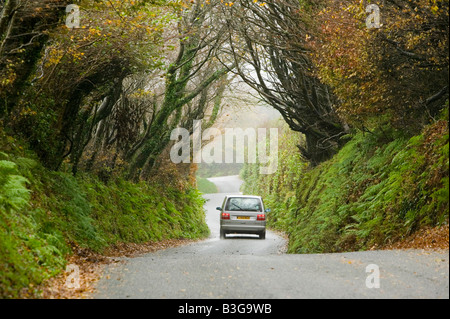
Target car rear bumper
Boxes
[221,224,266,234]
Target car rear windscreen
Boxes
[226,197,262,212]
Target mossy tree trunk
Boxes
[126,2,235,181]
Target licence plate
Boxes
[237,216,250,220]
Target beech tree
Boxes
[0,0,70,118]
[2,0,172,171]
[1,0,236,180]
[223,0,350,165]
[126,0,236,180]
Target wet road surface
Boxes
[94,176,449,299]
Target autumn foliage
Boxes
[310,0,449,131]
[1,0,449,298]
[0,0,448,177]
[1,1,237,180]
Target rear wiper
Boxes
[231,202,243,210]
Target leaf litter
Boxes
[35,238,199,299]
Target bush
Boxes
[241,119,449,254]
[0,134,209,298]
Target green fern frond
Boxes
[0,160,31,213]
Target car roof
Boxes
[225,195,262,199]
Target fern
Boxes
[0,160,30,213]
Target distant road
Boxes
[207,175,243,194]
[94,176,449,299]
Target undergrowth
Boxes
[0,131,209,298]
[196,177,219,194]
[241,116,449,254]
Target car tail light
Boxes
[257,214,266,221]
[221,212,230,220]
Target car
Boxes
[216,195,270,240]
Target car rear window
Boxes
[225,197,262,212]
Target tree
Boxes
[125,0,236,180]
[1,0,236,180]
[223,0,350,166]
[0,0,71,118]
[311,0,449,132]
[4,0,170,171]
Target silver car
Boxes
[217,195,269,240]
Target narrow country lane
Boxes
[93,176,449,299]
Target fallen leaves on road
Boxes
[102,239,198,258]
[37,238,199,299]
[382,224,449,251]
